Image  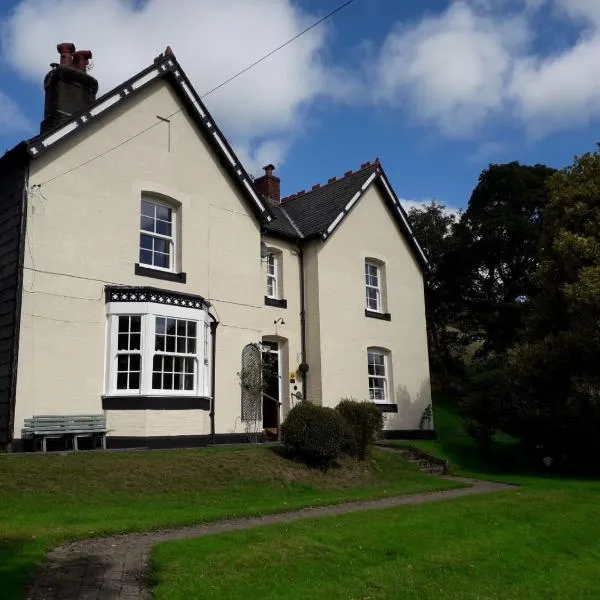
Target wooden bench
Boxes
[22,415,108,452]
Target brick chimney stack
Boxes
[40,43,98,134]
[254,164,281,203]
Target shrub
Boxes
[335,399,383,460]
[281,401,352,467]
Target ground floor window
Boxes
[105,289,211,397]
[367,348,391,403]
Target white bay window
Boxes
[105,290,211,398]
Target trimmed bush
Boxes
[281,401,352,467]
[336,399,383,460]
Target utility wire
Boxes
[33,0,358,189]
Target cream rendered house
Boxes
[0,45,433,451]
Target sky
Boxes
[1,0,600,214]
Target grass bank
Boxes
[151,398,600,600]
[0,445,456,599]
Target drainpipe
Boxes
[298,243,307,401]
[209,314,219,444]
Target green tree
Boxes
[407,201,461,381]
[466,150,600,464]
[455,162,556,355]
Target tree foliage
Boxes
[464,150,600,463]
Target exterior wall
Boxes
[302,241,323,405]
[259,235,302,419]
[13,80,266,442]
[0,149,28,445]
[315,185,431,430]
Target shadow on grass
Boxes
[0,537,46,600]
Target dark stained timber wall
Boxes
[0,146,28,447]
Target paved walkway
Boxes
[24,475,513,600]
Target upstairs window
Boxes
[367,348,390,403]
[266,252,279,299]
[365,260,382,312]
[140,198,175,271]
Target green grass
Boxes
[151,397,600,600]
[0,445,457,600]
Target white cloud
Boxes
[467,140,504,163]
[0,89,31,134]
[0,0,335,167]
[374,2,529,136]
[373,0,600,138]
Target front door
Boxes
[262,341,280,429]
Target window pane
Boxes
[187,321,197,337]
[141,216,155,232]
[152,372,161,389]
[117,373,128,390]
[153,355,162,371]
[117,355,128,371]
[155,205,172,222]
[154,252,170,269]
[184,374,194,390]
[187,338,196,354]
[129,372,140,390]
[140,249,152,266]
[130,334,141,351]
[177,320,187,336]
[156,318,166,334]
[166,319,176,335]
[153,237,169,254]
[155,336,165,351]
[141,200,155,217]
[118,334,129,351]
[155,219,172,236]
[163,373,173,389]
[130,316,141,333]
[185,357,195,373]
[164,356,174,372]
[130,354,141,371]
[118,317,129,333]
[166,336,175,352]
[140,234,153,250]
[174,373,182,390]
[177,337,186,353]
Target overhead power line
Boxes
[33,0,358,189]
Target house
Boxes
[0,44,433,451]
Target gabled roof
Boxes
[17,51,273,224]
[263,162,428,269]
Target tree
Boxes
[407,201,461,381]
[465,150,600,464]
[454,162,556,356]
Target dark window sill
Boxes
[265,296,288,309]
[375,403,398,413]
[102,395,210,410]
[365,309,391,321]
[135,264,187,283]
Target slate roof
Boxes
[262,161,428,269]
[279,164,379,238]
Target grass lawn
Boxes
[0,445,458,600]
[151,397,600,600]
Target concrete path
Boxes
[24,475,513,600]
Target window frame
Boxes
[266,251,280,300]
[367,348,392,404]
[365,260,383,313]
[105,301,211,398]
[139,196,177,273]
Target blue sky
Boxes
[1,0,600,213]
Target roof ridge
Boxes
[280,159,379,204]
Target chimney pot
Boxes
[344,170,352,177]
[312,184,321,190]
[360,161,371,169]
[328,177,337,184]
[40,43,98,134]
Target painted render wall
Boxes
[13,79,267,442]
[315,184,432,430]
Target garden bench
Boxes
[22,414,108,452]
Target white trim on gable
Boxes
[321,168,429,268]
